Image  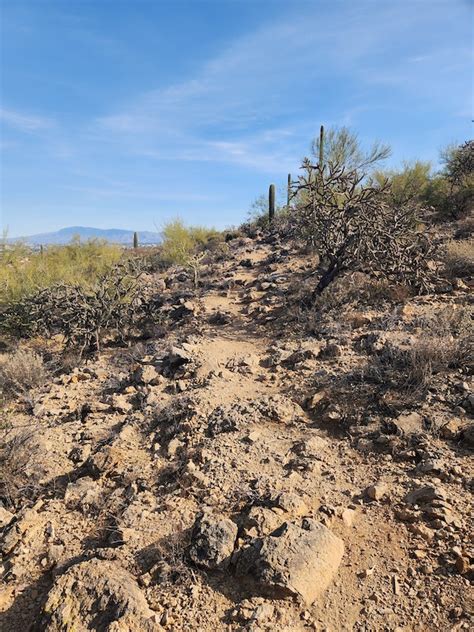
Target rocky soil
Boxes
[0,231,472,631]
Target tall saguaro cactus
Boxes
[133,231,138,249]
[269,184,276,223]
[319,125,325,170]
[287,173,291,207]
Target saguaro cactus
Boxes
[133,231,138,249]
[287,173,291,207]
[319,125,325,170]
[269,184,276,222]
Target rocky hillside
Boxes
[0,227,472,631]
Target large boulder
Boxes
[236,519,344,604]
[189,511,238,570]
[41,559,160,631]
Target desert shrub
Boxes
[371,335,470,392]
[293,160,434,297]
[424,140,474,220]
[314,273,412,311]
[0,261,154,356]
[0,430,36,508]
[454,216,474,240]
[159,219,221,266]
[441,140,474,188]
[0,238,122,305]
[369,307,473,392]
[0,348,49,400]
[444,239,474,278]
[372,161,431,206]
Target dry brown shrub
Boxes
[0,348,49,400]
[0,429,38,508]
[369,307,473,392]
[444,239,474,278]
[454,216,474,239]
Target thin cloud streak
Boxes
[0,107,55,132]
[93,3,471,172]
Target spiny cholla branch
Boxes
[293,159,435,296]
[0,260,155,356]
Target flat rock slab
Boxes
[236,519,344,604]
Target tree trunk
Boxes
[312,261,342,298]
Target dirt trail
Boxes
[0,237,472,631]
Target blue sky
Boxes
[0,0,472,237]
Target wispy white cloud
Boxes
[0,107,55,132]
[61,184,219,203]
[92,1,470,173]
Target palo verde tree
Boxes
[311,126,391,176]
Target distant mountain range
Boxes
[9,226,163,246]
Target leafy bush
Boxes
[0,238,122,305]
[372,161,432,206]
[444,239,474,278]
[0,348,49,400]
[424,140,474,219]
[159,219,222,266]
[311,126,390,175]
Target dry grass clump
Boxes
[369,307,473,392]
[444,239,474,279]
[454,216,474,240]
[0,348,49,400]
[0,429,37,508]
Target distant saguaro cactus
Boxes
[133,231,138,249]
[319,125,325,170]
[287,173,291,207]
[269,184,276,222]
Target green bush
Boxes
[373,161,432,206]
[160,219,222,266]
[0,238,122,305]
